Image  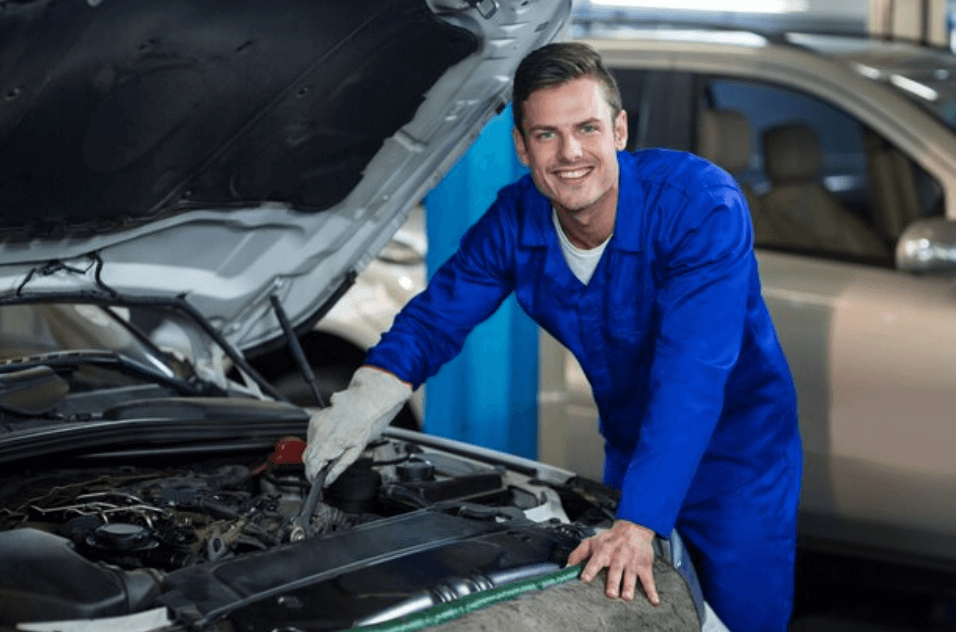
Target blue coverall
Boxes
[366,149,803,632]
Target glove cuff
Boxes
[350,365,413,403]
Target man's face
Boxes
[513,76,627,218]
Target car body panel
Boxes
[759,252,956,555]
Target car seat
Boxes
[695,108,769,241]
[862,128,924,243]
[756,123,889,260]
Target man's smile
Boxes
[554,166,593,180]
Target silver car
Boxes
[0,1,728,631]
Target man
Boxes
[305,42,802,632]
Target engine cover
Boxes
[0,528,161,624]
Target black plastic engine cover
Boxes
[0,528,160,624]
[161,507,579,631]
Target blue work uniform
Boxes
[366,149,802,632]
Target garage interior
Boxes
[419,1,956,630]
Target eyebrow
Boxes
[527,117,604,134]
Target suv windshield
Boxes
[876,66,956,131]
[789,33,956,133]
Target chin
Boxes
[555,194,602,214]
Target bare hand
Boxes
[566,519,659,604]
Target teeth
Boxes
[557,168,589,179]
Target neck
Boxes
[558,221,600,249]
[555,195,617,250]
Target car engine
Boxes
[0,433,614,630]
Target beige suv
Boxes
[538,26,956,572]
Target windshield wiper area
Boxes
[0,293,287,403]
[0,366,69,416]
[0,350,217,398]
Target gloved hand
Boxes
[303,366,413,485]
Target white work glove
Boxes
[303,366,412,485]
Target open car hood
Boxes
[0,0,569,351]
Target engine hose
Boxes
[311,502,352,535]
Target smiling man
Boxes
[306,42,802,632]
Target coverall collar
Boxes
[519,151,644,253]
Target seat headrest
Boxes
[762,123,821,185]
[696,109,751,173]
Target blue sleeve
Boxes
[616,182,753,535]
[364,192,519,389]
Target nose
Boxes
[559,133,583,162]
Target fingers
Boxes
[581,552,606,584]
[302,435,340,484]
[302,444,317,481]
[567,522,660,605]
[606,556,657,603]
[566,540,592,568]
[305,408,334,442]
[605,557,625,599]
[303,448,326,483]
[637,564,660,605]
[303,411,349,484]
[620,565,637,601]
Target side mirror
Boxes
[896,218,956,274]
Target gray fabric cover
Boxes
[426,560,700,632]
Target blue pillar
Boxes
[422,106,538,459]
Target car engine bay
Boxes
[0,431,616,631]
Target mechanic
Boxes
[304,42,802,632]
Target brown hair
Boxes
[512,42,623,134]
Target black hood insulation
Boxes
[0,0,476,239]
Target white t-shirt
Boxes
[552,208,611,285]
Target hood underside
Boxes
[0,0,570,350]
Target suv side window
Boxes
[708,78,893,264]
[707,77,943,266]
[611,67,944,268]
[708,79,868,204]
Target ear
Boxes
[512,126,530,166]
[614,109,628,151]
